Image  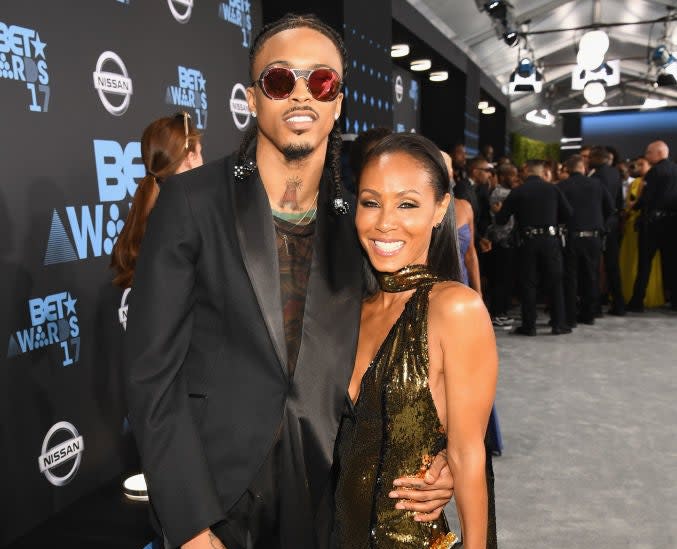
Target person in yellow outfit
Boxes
[620,157,664,307]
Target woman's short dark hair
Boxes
[358,133,463,295]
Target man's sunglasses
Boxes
[254,67,342,102]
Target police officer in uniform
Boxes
[558,155,614,326]
[588,146,625,315]
[628,140,677,311]
[496,159,573,335]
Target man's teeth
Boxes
[287,115,313,123]
[374,240,404,252]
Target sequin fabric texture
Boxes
[334,265,459,548]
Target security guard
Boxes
[628,140,677,311]
[588,146,625,315]
[496,159,573,335]
[558,155,614,326]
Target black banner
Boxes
[0,1,261,544]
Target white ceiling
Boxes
[408,0,677,120]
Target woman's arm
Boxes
[463,205,482,294]
[434,286,497,549]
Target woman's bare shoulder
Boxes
[429,281,488,324]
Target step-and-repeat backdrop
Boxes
[0,1,261,544]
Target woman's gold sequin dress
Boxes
[334,265,459,548]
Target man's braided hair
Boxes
[237,13,348,213]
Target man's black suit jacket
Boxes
[124,154,363,547]
[635,158,677,214]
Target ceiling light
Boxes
[482,106,496,114]
[526,108,555,126]
[503,30,519,47]
[429,71,448,82]
[583,81,606,105]
[577,30,609,71]
[391,44,410,58]
[478,101,489,110]
[410,59,432,71]
[642,97,668,109]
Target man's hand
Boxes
[182,529,227,549]
[491,202,502,213]
[389,451,454,522]
[479,238,492,253]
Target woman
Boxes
[334,134,498,549]
[111,111,203,288]
[620,157,664,307]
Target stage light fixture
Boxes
[656,72,677,87]
[391,44,410,58]
[478,101,489,110]
[508,58,543,94]
[482,106,496,115]
[429,71,449,82]
[484,0,508,23]
[583,81,606,105]
[503,30,519,47]
[123,473,148,502]
[410,59,432,71]
[651,45,675,68]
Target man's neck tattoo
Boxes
[279,177,302,210]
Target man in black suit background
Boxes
[124,14,451,549]
[628,140,677,311]
[589,146,626,316]
[558,155,614,327]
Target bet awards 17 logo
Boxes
[0,21,50,112]
[168,0,193,23]
[38,421,84,486]
[218,0,252,48]
[166,66,208,129]
[43,140,143,265]
[7,291,80,367]
[93,51,133,116]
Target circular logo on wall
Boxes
[92,51,133,116]
[167,0,193,24]
[229,83,251,131]
[394,75,404,103]
[38,421,84,486]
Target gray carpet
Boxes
[445,308,677,549]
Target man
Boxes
[628,140,677,311]
[580,145,591,173]
[558,155,614,326]
[495,159,573,335]
[487,163,519,326]
[451,142,468,186]
[125,15,451,549]
[589,146,625,315]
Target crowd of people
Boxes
[418,140,676,335]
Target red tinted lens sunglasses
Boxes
[255,67,342,102]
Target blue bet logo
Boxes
[28,291,72,326]
[93,140,143,202]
